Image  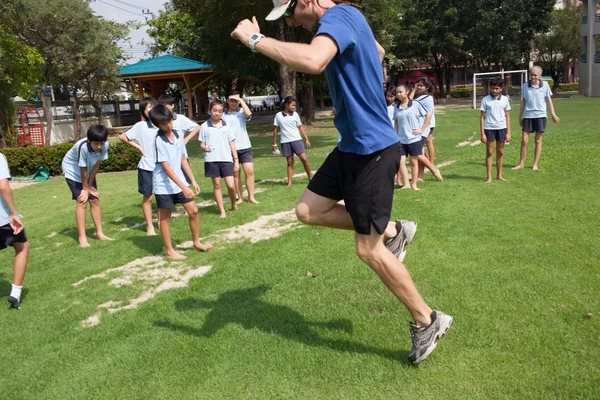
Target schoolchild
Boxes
[386,86,397,122]
[272,96,312,187]
[513,66,560,170]
[61,125,114,247]
[150,105,211,259]
[199,100,239,218]
[480,78,511,182]
[119,97,159,235]
[394,84,433,190]
[411,78,437,180]
[223,90,259,204]
[0,153,30,309]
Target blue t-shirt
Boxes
[522,81,553,119]
[223,109,252,150]
[480,94,511,130]
[415,94,435,136]
[0,154,21,227]
[61,138,109,183]
[153,129,188,195]
[125,120,159,171]
[394,100,428,145]
[199,120,236,163]
[315,5,398,155]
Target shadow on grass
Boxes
[154,285,409,363]
[440,173,485,181]
[128,235,164,255]
[0,272,28,304]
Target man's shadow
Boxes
[154,285,408,363]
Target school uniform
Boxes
[521,81,553,133]
[274,111,304,157]
[0,154,27,249]
[223,108,253,163]
[61,138,109,200]
[125,120,159,195]
[306,5,401,235]
[387,104,396,122]
[480,93,511,142]
[153,129,192,209]
[199,120,236,178]
[394,99,428,156]
[415,94,435,139]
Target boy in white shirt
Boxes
[480,78,511,182]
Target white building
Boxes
[580,0,600,96]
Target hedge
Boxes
[557,83,579,92]
[2,140,140,177]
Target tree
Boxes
[0,27,43,145]
[534,5,581,90]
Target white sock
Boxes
[10,284,22,300]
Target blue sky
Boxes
[90,0,167,63]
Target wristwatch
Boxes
[249,33,265,53]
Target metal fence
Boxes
[13,99,142,122]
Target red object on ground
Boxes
[16,108,44,147]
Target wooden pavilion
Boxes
[119,55,216,119]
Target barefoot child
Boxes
[410,78,437,180]
[149,105,211,259]
[199,100,239,218]
[394,84,433,190]
[223,90,259,204]
[513,66,560,170]
[61,125,114,247]
[480,78,511,182]
[273,96,312,186]
[0,153,30,309]
[119,97,159,235]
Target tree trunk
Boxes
[74,95,82,140]
[319,86,325,109]
[299,74,315,123]
[276,20,297,98]
[40,81,53,142]
[444,63,452,98]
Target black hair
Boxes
[281,96,295,110]
[386,86,397,96]
[415,77,433,93]
[149,104,173,126]
[489,78,504,88]
[157,94,175,106]
[227,90,240,98]
[87,124,108,142]
[139,97,158,121]
[209,99,225,111]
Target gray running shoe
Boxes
[8,296,20,310]
[408,310,453,364]
[384,220,417,262]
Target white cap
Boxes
[265,0,293,21]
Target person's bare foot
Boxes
[166,250,187,260]
[532,165,539,171]
[79,240,90,248]
[193,242,213,252]
[486,178,492,183]
[286,182,292,187]
[219,212,227,219]
[231,203,238,211]
[146,228,157,236]
[248,198,260,204]
[401,185,411,190]
[411,185,420,191]
[497,176,506,181]
[396,180,404,187]
[512,164,524,170]
[236,198,243,204]
[433,169,444,182]
[96,234,115,241]
[417,178,424,182]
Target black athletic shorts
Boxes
[522,117,546,133]
[0,223,27,250]
[307,142,401,235]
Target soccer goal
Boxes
[472,70,528,109]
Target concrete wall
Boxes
[46,114,140,145]
[580,0,600,96]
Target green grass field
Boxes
[1,97,599,399]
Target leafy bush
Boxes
[557,83,579,92]
[2,140,140,176]
[449,88,472,98]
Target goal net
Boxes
[472,70,528,109]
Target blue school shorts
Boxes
[522,118,546,133]
[138,169,153,196]
[399,141,423,157]
[205,162,234,178]
[237,148,254,164]
[0,223,28,250]
[155,192,193,209]
[484,129,508,142]
[66,178,98,201]
[282,140,305,157]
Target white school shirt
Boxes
[387,104,395,122]
[152,129,188,195]
[125,120,159,171]
[274,111,303,144]
[172,112,199,135]
[415,94,435,137]
[521,81,553,119]
[199,120,236,163]
[61,138,109,183]
[394,100,428,145]
[480,94,511,130]
[0,154,21,227]
[222,108,252,150]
